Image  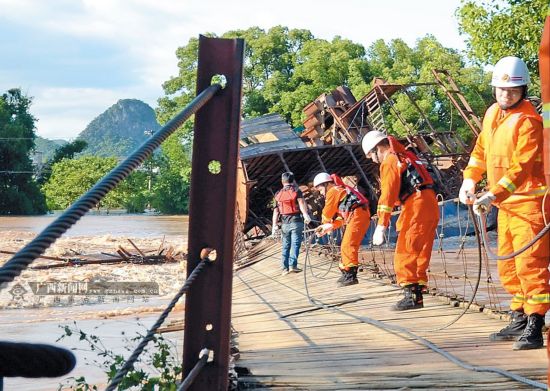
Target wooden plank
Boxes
[231,241,548,389]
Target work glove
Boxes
[271,225,280,238]
[473,192,496,216]
[303,215,312,225]
[459,178,477,205]
[316,223,334,237]
[372,225,386,246]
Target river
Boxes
[0,213,189,238]
[0,214,189,390]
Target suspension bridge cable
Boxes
[477,210,550,260]
[105,259,210,391]
[0,83,222,288]
[296,204,545,388]
[177,348,211,391]
[301,243,545,389]
[411,205,483,332]
[245,227,545,389]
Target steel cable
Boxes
[302,238,545,389]
[248,224,545,389]
[259,200,544,388]
[412,206,483,332]
[0,84,222,288]
[105,259,210,391]
[477,211,550,260]
[177,348,210,391]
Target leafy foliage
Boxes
[456,0,548,89]
[37,139,88,184]
[365,36,491,139]
[51,140,89,163]
[34,136,67,163]
[0,89,46,214]
[41,156,148,212]
[157,27,491,141]
[57,322,182,390]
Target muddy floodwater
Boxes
[0,214,189,390]
[0,213,189,237]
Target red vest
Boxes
[387,136,434,202]
[275,185,300,215]
[330,174,369,220]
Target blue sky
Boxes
[0,0,467,140]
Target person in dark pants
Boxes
[272,172,311,275]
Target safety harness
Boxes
[330,174,369,220]
[387,136,434,202]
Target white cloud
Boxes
[0,0,466,140]
[31,86,161,140]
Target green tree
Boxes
[158,26,316,125]
[364,36,491,141]
[0,89,46,214]
[155,26,490,198]
[150,130,192,214]
[277,36,370,125]
[456,0,547,87]
[37,139,88,184]
[42,156,146,212]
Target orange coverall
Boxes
[321,185,371,270]
[377,153,439,286]
[464,100,550,316]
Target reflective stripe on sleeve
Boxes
[511,294,525,304]
[543,103,549,128]
[497,176,517,193]
[377,204,393,213]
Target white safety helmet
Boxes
[491,56,530,87]
[313,172,333,187]
[361,130,387,156]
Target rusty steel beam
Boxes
[344,145,378,202]
[183,35,244,390]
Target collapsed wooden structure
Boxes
[237,70,483,238]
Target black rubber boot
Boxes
[489,310,527,341]
[512,313,545,350]
[337,267,358,287]
[336,269,347,283]
[392,283,423,311]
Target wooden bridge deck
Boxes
[231,243,548,390]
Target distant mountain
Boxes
[34,136,67,163]
[77,99,161,157]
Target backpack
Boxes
[330,174,369,220]
[387,136,434,202]
[275,185,300,215]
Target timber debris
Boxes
[0,239,185,270]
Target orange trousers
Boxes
[394,189,439,286]
[497,198,550,315]
[339,206,371,270]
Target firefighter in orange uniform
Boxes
[362,130,439,311]
[459,56,549,350]
[313,173,371,287]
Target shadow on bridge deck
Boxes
[232,241,547,390]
